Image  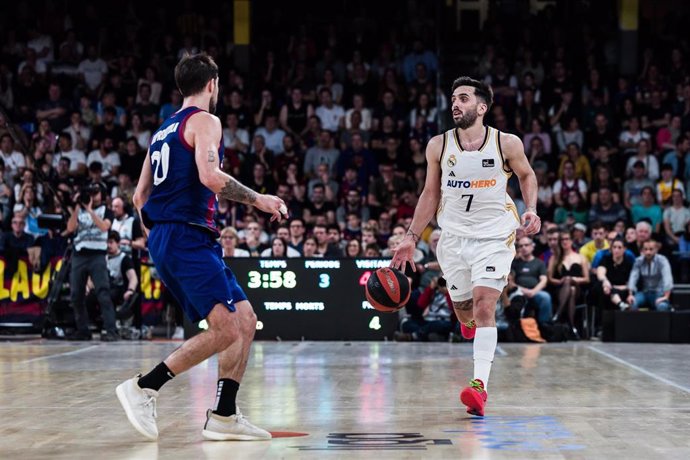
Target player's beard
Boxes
[454,105,478,129]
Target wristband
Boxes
[406,229,420,242]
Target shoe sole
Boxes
[202,429,271,441]
[460,388,485,417]
[116,384,158,441]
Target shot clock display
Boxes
[184,258,400,340]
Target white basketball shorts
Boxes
[435,231,516,302]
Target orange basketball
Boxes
[365,267,411,313]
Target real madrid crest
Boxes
[447,154,457,167]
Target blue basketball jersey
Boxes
[142,106,224,236]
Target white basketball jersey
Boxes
[436,125,520,240]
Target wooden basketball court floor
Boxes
[1,340,689,459]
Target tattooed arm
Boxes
[188,111,286,218]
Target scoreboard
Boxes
[183,258,401,340]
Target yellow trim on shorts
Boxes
[505,231,516,249]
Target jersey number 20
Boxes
[151,143,170,185]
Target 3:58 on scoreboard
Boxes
[224,258,399,340]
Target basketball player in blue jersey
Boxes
[392,77,541,416]
[116,54,287,441]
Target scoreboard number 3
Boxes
[318,273,331,288]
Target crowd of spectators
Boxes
[0,2,689,339]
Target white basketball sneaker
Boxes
[116,375,159,441]
[202,408,272,441]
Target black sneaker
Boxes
[101,331,120,342]
[65,330,93,341]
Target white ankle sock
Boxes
[473,327,497,390]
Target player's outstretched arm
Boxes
[190,112,288,221]
[501,133,541,235]
[391,134,443,272]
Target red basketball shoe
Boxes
[460,320,476,340]
[460,379,487,416]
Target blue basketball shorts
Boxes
[147,222,247,322]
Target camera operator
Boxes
[85,231,138,325]
[65,182,117,341]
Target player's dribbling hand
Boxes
[521,210,541,236]
[256,194,289,222]
[390,237,416,273]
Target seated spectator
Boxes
[661,135,689,178]
[588,186,628,227]
[238,220,270,256]
[1,134,27,186]
[631,186,663,233]
[301,236,321,258]
[396,276,453,342]
[626,239,673,311]
[12,185,45,238]
[579,222,609,264]
[287,218,306,254]
[547,230,590,338]
[307,163,339,203]
[279,87,315,139]
[558,142,591,185]
[315,87,345,133]
[1,213,35,256]
[623,161,655,209]
[303,183,336,225]
[594,238,634,313]
[220,226,250,257]
[119,137,146,181]
[509,236,553,324]
[260,237,300,258]
[13,168,44,204]
[625,139,659,181]
[158,89,182,124]
[591,229,637,269]
[223,113,249,155]
[663,189,690,249]
[63,111,91,152]
[554,190,589,226]
[552,160,588,207]
[589,165,621,205]
[344,238,363,257]
[52,132,86,177]
[556,117,584,153]
[125,112,151,151]
[253,114,286,155]
[345,93,372,131]
[312,223,341,257]
[619,116,650,156]
[303,130,340,179]
[87,137,120,182]
[656,163,684,205]
[523,118,552,156]
[364,242,382,257]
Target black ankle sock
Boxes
[138,362,175,391]
[212,379,240,417]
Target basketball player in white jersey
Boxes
[392,76,540,416]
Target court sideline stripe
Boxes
[587,346,690,394]
[20,345,100,364]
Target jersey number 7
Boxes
[461,194,473,212]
